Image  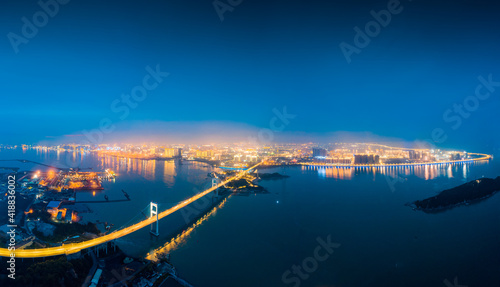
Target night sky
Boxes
[1,0,499,151]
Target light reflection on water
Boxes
[2,148,500,286]
[305,160,490,181]
[99,155,163,182]
[167,159,500,287]
[146,195,231,261]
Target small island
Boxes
[412,176,500,212]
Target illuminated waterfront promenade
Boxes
[0,162,261,258]
[303,153,492,168]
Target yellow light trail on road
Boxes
[0,162,261,258]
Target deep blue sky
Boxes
[1,0,499,151]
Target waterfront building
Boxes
[312,148,327,157]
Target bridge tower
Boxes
[212,178,219,197]
[150,202,159,236]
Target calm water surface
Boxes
[1,148,499,287]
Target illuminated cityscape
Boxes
[2,0,500,286]
[0,143,493,253]
[0,140,498,286]
[13,142,492,167]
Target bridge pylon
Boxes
[212,178,219,197]
[150,202,159,236]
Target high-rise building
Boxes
[196,150,214,158]
[164,148,182,158]
[312,148,327,157]
[353,154,380,164]
[408,150,416,160]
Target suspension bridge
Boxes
[0,162,261,258]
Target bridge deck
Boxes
[0,162,261,258]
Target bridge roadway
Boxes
[303,153,492,168]
[0,162,261,258]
